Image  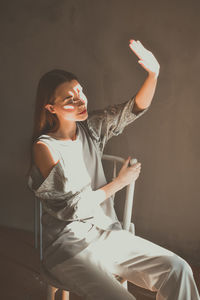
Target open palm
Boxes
[129,40,160,78]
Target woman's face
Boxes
[45,80,88,122]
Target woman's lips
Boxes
[79,109,87,115]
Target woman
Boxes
[28,40,199,300]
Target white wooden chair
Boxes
[34,154,137,300]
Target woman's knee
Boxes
[162,254,193,278]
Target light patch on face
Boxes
[63,105,75,110]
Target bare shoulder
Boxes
[33,141,59,179]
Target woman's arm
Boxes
[33,141,60,179]
[34,143,141,205]
[91,156,141,205]
[129,40,160,112]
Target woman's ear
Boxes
[45,104,56,114]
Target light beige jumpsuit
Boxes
[28,97,200,300]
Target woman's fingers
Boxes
[133,162,141,168]
[130,162,141,173]
[136,40,147,51]
[121,158,141,173]
[129,39,160,77]
[129,40,150,59]
[122,156,131,169]
[129,40,154,58]
[129,40,143,60]
[118,158,141,185]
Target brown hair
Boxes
[32,69,78,142]
[28,69,78,171]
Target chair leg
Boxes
[47,285,58,300]
[39,200,43,261]
[62,290,70,300]
[34,197,38,249]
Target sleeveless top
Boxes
[28,96,148,270]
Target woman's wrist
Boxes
[113,176,125,190]
[97,177,124,204]
[147,71,159,80]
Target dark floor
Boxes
[0,226,199,300]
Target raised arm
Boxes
[129,39,160,113]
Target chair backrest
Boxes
[35,154,136,261]
[102,154,136,231]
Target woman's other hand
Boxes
[116,157,141,187]
[129,39,160,78]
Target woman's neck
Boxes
[49,121,77,141]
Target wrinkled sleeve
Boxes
[86,96,149,153]
[28,162,97,222]
[28,162,115,230]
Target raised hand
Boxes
[129,40,160,78]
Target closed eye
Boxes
[63,96,73,102]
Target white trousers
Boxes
[51,229,200,300]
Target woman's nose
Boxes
[76,98,86,106]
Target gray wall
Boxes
[1,0,200,264]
